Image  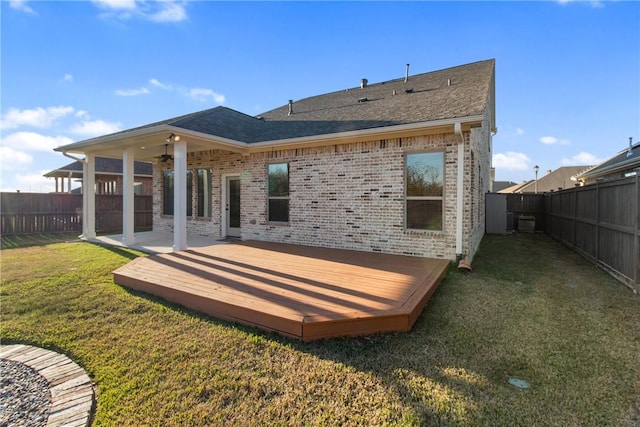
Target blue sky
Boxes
[1,0,638,192]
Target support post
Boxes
[173,140,188,251]
[81,153,96,240]
[122,147,135,245]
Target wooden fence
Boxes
[1,193,152,236]
[545,176,639,293]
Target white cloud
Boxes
[63,74,74,83]
[7,172,57,193]
[0,106,75,130]
[92,0,137,10]
[557,0,604,8]
[115,86,150,97]
[150,78,170,89]
[149,2,187,23]
[560,152,602,166]
[189,88,226,104]
[9,0,34,13]
[91,0,188,22]
[492,152,531,171]
[0,146,33,171]
[540,135,570,145]
[69,120,122,137]
[2,132,74,152]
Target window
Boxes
[197,169,212,218]
[163,170,174,215]
[405,152,444,230]
[268,163,289,222]
[162,170,192,216]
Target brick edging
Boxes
[0,344,94,427]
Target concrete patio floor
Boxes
[92,231,227,254]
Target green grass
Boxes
[1,232,81,249]
[1,234,639,426]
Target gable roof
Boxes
[492,180,517,192]
[575,141,640,181]
[498,181,530,194]
[44,157,153,178]
[501,166,592,193]
[55,59,495,158]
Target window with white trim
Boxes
[405,152,444,230]
[197,168,212,218]
[268,163,289,222]
[162,170,193,217]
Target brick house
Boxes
[44,157,153,195]
[55,59,496,261]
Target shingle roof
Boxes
[502,166,591,193]
[133,59,494,143]
[44,157,153,178]
[56,59,495,151]
[576,141,640,180]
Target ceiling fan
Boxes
[155,144,173,162]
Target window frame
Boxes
[267,162,290,223]
[162,170,174,216]
[404,151,445,231]
[196,168,212,218]
[162,169,193,217]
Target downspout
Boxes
[62,151,86,163]
[454,122,465,261]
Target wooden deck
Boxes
[113,241,450,341]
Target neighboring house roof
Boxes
[575,141,640,182]
[44,157,153,178]
[492,181,517,192]
[54,59,496,159]
[498,181,530,194]
[501,166,592,193]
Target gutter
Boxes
[62,151,86,163]
[454,122,465,260]
[54,115,485,155]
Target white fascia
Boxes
[54,115,485,156]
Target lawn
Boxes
[1,234,639,426]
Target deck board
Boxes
[113,241,449,341]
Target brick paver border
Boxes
[0,344,94,427]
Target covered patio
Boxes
[93,231,226,254]
[113,240,450,341]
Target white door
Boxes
[226,176,241,238]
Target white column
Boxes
[173,140,188,251]
[122,147,135,245]
[67,173,72,193]
[82,153,96,240]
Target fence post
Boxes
[595,181,600,263]
[635,173,639,292]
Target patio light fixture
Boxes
[166,133,180,143]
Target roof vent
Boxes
[361,78,368,89]
[405,88,414,94]
[288,100,293,116]
[358,97,368,103]
[628,137,634,157]
[448,78,452,86]
[405,63,410,83]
